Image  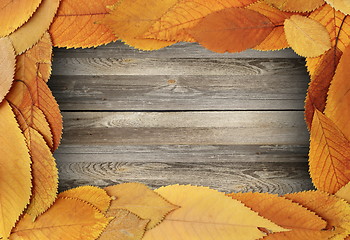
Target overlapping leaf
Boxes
[264,0,325,12]
[336,182,350,203]
[0,38,16,103]
[325,0,350,15]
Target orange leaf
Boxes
[284,191,350,239]
[264,0,325,12]
[0,37,16,103]
[304,47,342,129]
[325,0,350,15]
[143,0,257,43]
[336,182,350,203]
[23,127,58,219]
[190,8,275,53]
[325,45,350,142]
[58,186,111,213]
[8,0,60,55]
[102,0,177,50]
[0,0,42,37]
[49,0,118,48]
[10,198,110,240]
[309,110,350,194]
[0,100,32,239]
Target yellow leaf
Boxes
[325,45,350,142]
[0,38,16,104]
[24,127,58,219]
[102,0,177,50]
[190,8,275,53]
[104,183,178,230]
[8,0,60,55]
[10,198,110,240]
[143,0,257,42]
[0,0,42,37]
[99,209,149,240]
[59,186,111,213]
[284,15,331,57]
[0,100,32,240]
[264,0,325,12]
[284,191,350,240]
[309,110,350,194]
[143,185,287,240]
[49,0,118,48]
[325,0,350,15]
[336,182,350,203]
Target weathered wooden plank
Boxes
[57,162,314,194]
[49,74,308,111]
[53,41,302,59]
[60,111,309,145]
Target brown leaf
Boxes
[325,45,350,142]
[0,0,42,37]
[264,0,325,12]
[8,0,60,55]
[0,100,32,239]
[0,37,16,103]
[190,8,275,53]
[99,209,149,240]
[59,186,111,213]
[104,183,178,230]
[143,0,257,42]
[49,0,118,48]
[309,110,350,194]
[284,15,331,57]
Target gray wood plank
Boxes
[49,74,308,111]
[57,162,314,194]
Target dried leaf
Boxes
[336,182,350,203]
[325,0,350,15]
[102,0,177,50]
[99,209,149,240]
[10,198,110,240]
[304,47,342,129]
[0,37,16,103]
[284,191,350,239]
[0,0,42,37]
[104,183,178,230]
[190,8,275,53]
[143,185,286,240]
[229,192,335,239]
[325,45,350,142]
[284,15,331,57]
[309,110,350,194]
[59,186,111,213]
[49,0,118,48]
[143,0,257,42]
[264,0,325,12]
[24,127,58,219]
[8,0,60,55]
[0,100,32,239]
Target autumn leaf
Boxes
[325,45,350,142]
[102,0,177,50]
[304,47,342,129]
[264,0,325,12]
[10,198,110,240]
[0,100,32,240]
[49,0,118,48]
[284,15,331,57]
[0,38,16,103]
[247,1,294,51]
[0,0,42,37]
[325,0,350,15]
[104,183,178,230]
[58,186,111,213]
[99,209,149,240]
[190,8,275,53]
[228,192,335,239]
[143,185,286,240]
[284,191,350,239]
[143,0,257,43]
[8,0,60,55]
[336,182,350,203]
[23,127,58,219]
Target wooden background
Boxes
[50,41,314,194]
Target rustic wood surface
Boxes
[51,41,314,194]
